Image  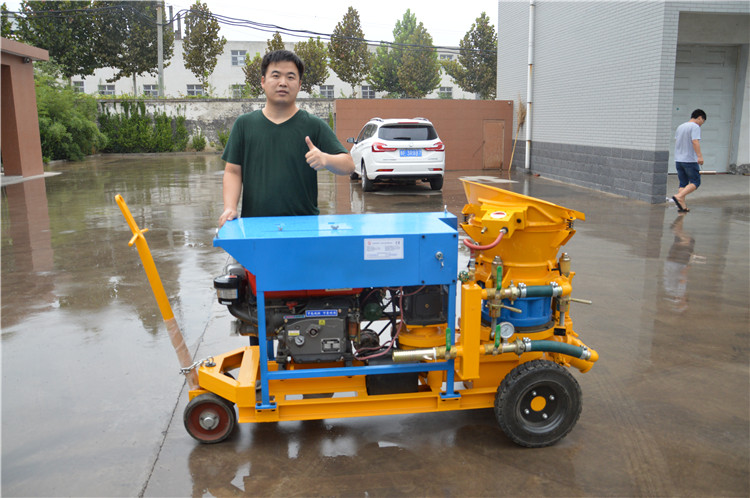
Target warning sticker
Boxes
[364,238,404,260]
[490,211,508,219]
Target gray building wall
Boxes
[497,1,750,203]
[78,40,476,101]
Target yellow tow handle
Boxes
[115,195,199,390]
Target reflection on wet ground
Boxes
[2,154,748,496]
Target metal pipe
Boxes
[392,338,598,373]
[525,0,535,170]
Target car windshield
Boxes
[378,124,437,141]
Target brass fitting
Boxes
[559,252,571,277]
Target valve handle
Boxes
[569,298,593,305]
[500,303,523,314]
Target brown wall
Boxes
[334,99,514,171]
[1,38,49,177]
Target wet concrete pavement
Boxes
[2,154,748,497]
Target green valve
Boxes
[445,327,452,354]
[494,324,501,350]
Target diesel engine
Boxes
[213,263,447,366]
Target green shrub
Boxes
[35,72,107,161]
[191,131,206,151]
[152,112,174,152]
[174,116,189,152]
[97,100,189,153]
[217,127,230,149]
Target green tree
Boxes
[182,1,226,91]
[266,31,286,52]
[241,32,288,98]
[93,1,174,95]
[16,1,101,80]
[369,10,439,98]
[328,7,370,97]
[294,37,329,95]
[34,66,107,161]
[442,12,497,100]
[1,3,16,39]
[242,52,263,97]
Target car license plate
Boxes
[399,149,422,157]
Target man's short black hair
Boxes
[261,50,305,79]
[691,109,706,121]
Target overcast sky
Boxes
[6,1,499,48]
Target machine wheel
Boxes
[494,359,582,448]
[361,163,375,192]
[429,176,444,191]
[184,393,237,444]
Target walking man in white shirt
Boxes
[672,109,706,213]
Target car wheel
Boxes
[429,176,444,191]
[350,171,359,180]
[361,162,375,192]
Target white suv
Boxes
[347,117,445,191]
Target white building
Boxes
[497,0,749,203]
[74,39,478,101]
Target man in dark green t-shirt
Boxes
[219,50,354,226]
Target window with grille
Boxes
[231,50,246,66]
[143,84,158,97]
[439,86,453,99]
[361,85,375,99]
[231,84,244,99]
[320,85,334,98]
[73,81,84,93]
[187,84,203,96]
[98,84,115,95]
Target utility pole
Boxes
[157,4,164,97]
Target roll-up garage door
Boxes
[670,45,738,173]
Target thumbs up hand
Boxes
[305,136,328,171]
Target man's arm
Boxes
[305,136,355,175]
[692,139,704,165]
[219,163,242,227]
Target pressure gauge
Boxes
[499,322,515,341]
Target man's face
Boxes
[696,116,705,126]
[261,61,301,105]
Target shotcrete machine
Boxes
[118,180,598,448]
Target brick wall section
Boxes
[335,99,514,171]
[525,142,669,203]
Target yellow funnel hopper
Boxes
[461,180,584,283]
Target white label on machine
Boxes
[364,238,404,260]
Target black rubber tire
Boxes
[184,393,237,444]
[494,359,582,447]
[361,162,375,192]
[429,176,444,191]
[350,171,359,180]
